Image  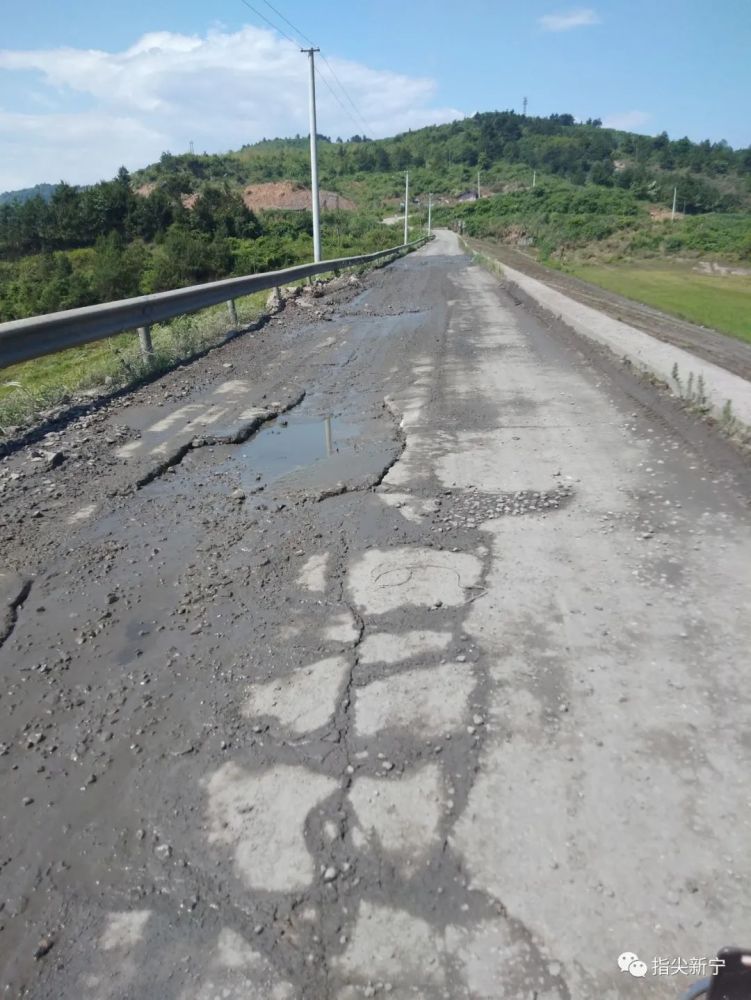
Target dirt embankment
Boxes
[242,182,355,213]
[134,181,355,213]
[468,238,751,382]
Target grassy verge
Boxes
[566,261,751,344]
[0,291,267,434]
[0,242,415,437]
[0,233,422,438]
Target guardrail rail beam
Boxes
[0,237,428,370]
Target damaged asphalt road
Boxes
[1,230,750,999]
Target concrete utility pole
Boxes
[427,193,433,236]
[532,170,536,188]
[671,186,677,222]
[404,171,409,245]
[302,47,322,262]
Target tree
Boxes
[90,233,147,300]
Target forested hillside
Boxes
[1,110,750,323]
[130,111,750,212]
[0,182,57,207]
[0,168,392,322]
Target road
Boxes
[1,230,750,999]
[468,238,751,382]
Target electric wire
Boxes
[314,68,367,136]
[258,0,373,137]
[261,0,316,46]
[238,0,356,131]
[237,0,298,47]
[318,52,371,136]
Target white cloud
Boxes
[538,8,600,31]
[0,26,462,191]
[602,110,651,130]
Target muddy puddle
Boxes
[226,412,362,487]
[153,405,398,498]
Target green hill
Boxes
[135,111,751,213]
[0,182,58,206]
[1,110,749,326]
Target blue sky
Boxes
[0,0,749,190]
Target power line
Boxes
[315,67,367,135]
[258,0,372,137]
[237,0,298,47]
[319,53,371,136]
[261,0,316,46]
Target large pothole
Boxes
[147,395,404,501]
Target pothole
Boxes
[228,413,363,488]
[165,400,401,499]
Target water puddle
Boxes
[227,413,362,488]
[142,403,396,499]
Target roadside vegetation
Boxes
[568,261,751,344]
[0,292,268,433]
[0,172,394,322]
[1,108,750,431]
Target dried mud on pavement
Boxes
[1,231,750,1000]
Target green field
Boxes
[568,261,751,344]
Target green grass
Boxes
[567,261,751,344]
[0,291,267,434]
[0,238,419,436]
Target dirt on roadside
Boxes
[468,238,751,382]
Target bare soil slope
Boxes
[242,181,355,213]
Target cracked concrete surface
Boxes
[353,661,476,739]
[0,571,32,646]
[1,231,750,1000]
[347,547,483,613]
[205,762,338,892]
[243,654,350,735]
[349,763,445,871]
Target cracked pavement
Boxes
[1,231,750,999]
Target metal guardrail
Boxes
[0,237,427,369]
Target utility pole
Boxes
[404,171,409,245]
[427,193,432,236]
[671,185,677,221]
[302,47,322,262]
[532,170,536,188]
[523,96,528,117]
[477,170,481,199]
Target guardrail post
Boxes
[227,298,239,327]
[137,325,154,363]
